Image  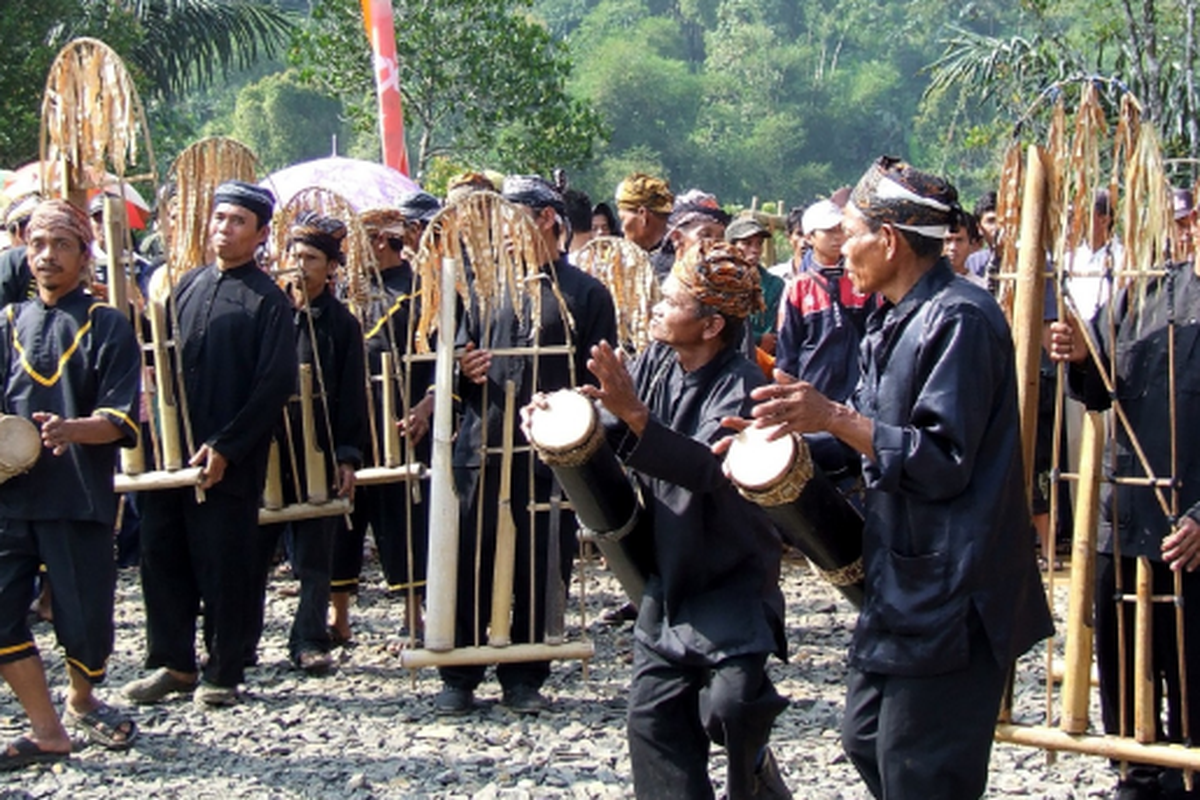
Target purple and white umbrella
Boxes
[261,156,421,211]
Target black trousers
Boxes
[331,480,429,595]
[0,519,115,683]
[139,487,259,688]
[627,640,786,800]
[1096,553,1200,793]
[247,518,336,662]
[841,619,1008,800]
[438,459,575,692]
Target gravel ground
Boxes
[0,554,1120,799]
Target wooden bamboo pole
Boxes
[995,724,1200,770]
[1012,145,1050,501]
[488,381,518,647]
[147,298,183,471]
[299,364,327,505]
[262,440,283,511]
[1135,556,1156,743]
[396,641,594,669]
[423,256,461,652]
[353,465,426,486]
[114,466,202,493]
[1061,410,1105,733]
[258,498,351,525]
[380,351,402,468]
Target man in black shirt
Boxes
[577,239,790,799]
[436,175,616,716]
[248,212,366,675]
[125,181,297,708]
[0,200,140,765]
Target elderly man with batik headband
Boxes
[616,172,673,271]
[553,238,790,798]
[330,206,436,648]
[738,157,1052,799]
[246,211,366,675]
[0,200,141,766]
[127,180,298,708]
[438,174,617,716]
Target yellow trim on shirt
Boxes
[364,293,412,340]
[8,303,101,388]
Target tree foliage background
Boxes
[2,0,1199,209]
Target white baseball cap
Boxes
[802,200,843,235]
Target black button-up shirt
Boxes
[0,285,139,523]
[172,261,297,498]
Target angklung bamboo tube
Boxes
[423,256,461,652]
[147,297,182,470]
[104,195,144,477]
[299,364,327,505]
[262,440,283,510]
[1012,145,1049,501]
[1061,410,1105,734]
[380,351,402,468]
[1135,556,1156,743]
[488,380,518,647]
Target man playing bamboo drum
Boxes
[126,181,297,708]
[0,200,141,765]
[247,211,366,676]
[1049,233,1200,800]
[741,158,1052,799]
[435,174,616,716]
[562,239,789,799]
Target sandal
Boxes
[0,736,69,771]
[64,703,138,751]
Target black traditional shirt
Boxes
[454,256,617,469]
[613,340,786,666]
[849,259,1052,676]
[1070,261,1200,559]
[172,261,297,499]
[361,263,431,462]
[0,285,139,523]
[272,289,367,504]
[0,247,33,307]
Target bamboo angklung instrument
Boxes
[991,83,1200,773]
[407,191,594,667]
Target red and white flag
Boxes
[361,0,410,176]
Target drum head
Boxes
[0,415,42,471]
[724,424,796,491]
[527,390,597,452]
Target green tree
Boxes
[291,0,606,180]
[223,70,347,172]
[0,0,293,168]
